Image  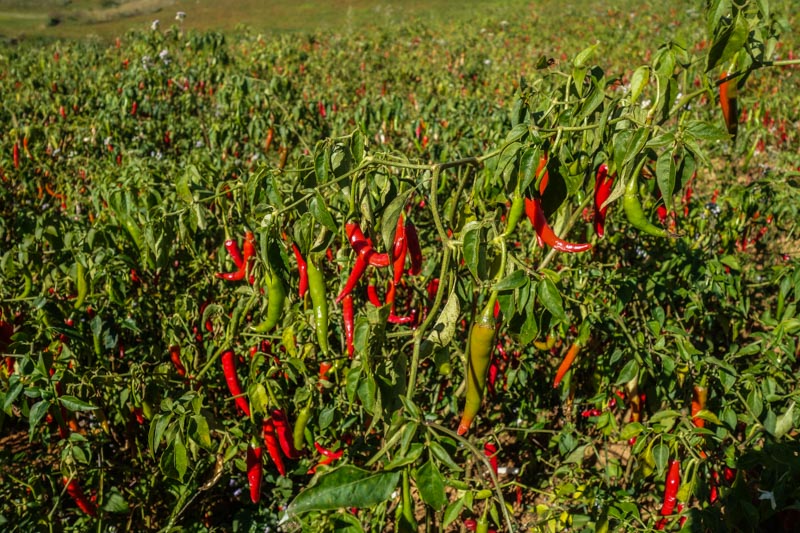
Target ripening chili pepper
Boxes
[247,445,263,503]
[553,342,581,388]
[131,101,138,116]
[292,243,308,298]
[719,72,738,137]
[262,418,286,476]
[691,384,708,428]
[458,297,497,435]
[336,253,371,304]
[221,350,250,417]
[271,409,300,459]
[404,219,422,275]
[308,441,344,473]
[594,163,614,238]
[525,197,592,253]
[307,257,329,355]
[623,171,669,238]
[367,284,382,307]
[64,477,98,517]
[242,231,256,282]
[346,223,391,268]
[504,193,525,237]
[264,127,274,152]
[655,459,681,530]
[293,404,312,452]
[342,294,355,358]
[225,239,245,270]
[484,442,498,476]
[169,345,186,377]
[13,142,19,169]
[710,470,720,504]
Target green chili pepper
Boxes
[503,193,525,237]
[307,256,329,355]
[623,163,669,238]
[458,295,497,436]
[293,404,313,451]
[73,262,87,310]
[253,246,287,333]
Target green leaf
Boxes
[774,402,794,438]
[174,438,188,481]
[443,497,465,528]
[430,441,463,473]
[58,395,97,412]
[652,442,669,477]
[629,66,649,105]
[416,460,447,510]
[314,141,330,184]
[287,465,401,515]
[538,278,566,323]
[573,43,598,69]
[493,270,527,292]
[462,221,487,282]
[615,359,639,385]
[190,414,213,450]
[719,255,741,272]
[309,192,337,233]
[519,146,542,193]
[656,151,676,212]
[685,121,729,142]
[28,400,49,434]
[706,13,749,71]
[101,488,130,513]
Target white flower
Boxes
[758,489,776,510]
[151,19,160,31]
[175,11,186,21]
[159,49,169,60]
[641,98,651,109]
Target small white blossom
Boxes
[175,11,186,21]
[641,98,651,109]
[758,489,776,510]
[151,19,159,31]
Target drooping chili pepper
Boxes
[247,445,263,503]
[253,244,287,332]
[553,342,581,388]
[263,418,286,476]
[484,442,498,476]
[623,169,670,238]
[293,404,312,452]
[593,163,614,238]
[73,261,88,311]
[342,294,355,358]
[307,257,329,355]
[691,384,708,428]
[336,253,371,304]
[655,460,681,530]
[64,477,98,517]
[13,142,19,169]
[225,239,245,270]
[309,441,344,473]
[243,231,257,284]
[503,193,525,237]
[404,219,422,276]
[221,350,250,417]
[458,297,497,435]
[524,197,592,253]
[271,409,300,459]
[291,243,308,298]
[264,127,274,152]
[345,223,391,268]
[169,345,186,377]
[367,284,382,307]
[719,72,738,137]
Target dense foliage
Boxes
[1,1,799,531]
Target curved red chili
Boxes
[225,239,245,270]
[263,418,286,476]
[291,243,309,298]
[655,459,681,530]
[64,477,98,517]
[342,294,355,358]
[221,350,250,417]
[524,197,592,253]
[405,219,422,275]
[247,445,263,503]
[271,409,300,459]
[593,163,614,238]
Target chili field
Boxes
[1,0,800,531]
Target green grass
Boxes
[0,0,529,40]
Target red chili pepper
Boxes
[64,477,98,517]
[13,142,20,169]
[225,239,245,270]
[553,342,581,388]
[221,350,250,417]
[271,409,300,459]
[243,231,256,283]
[710,470,720,504]
[345,223,389,266]
[169,345,186,377]
[367,284,382,307]
[405,219,422,275]
[263,418,286,476]
[484,442,498,476]
[525,197,592,253]
[336,253,370,304]
[655,460,681,530]
[593,163,614,238]
[314,441,344,459]
[292,243,309,298]
[247,445,263,503]
[342,294,355,358]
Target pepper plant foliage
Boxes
[1,0,799,531]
